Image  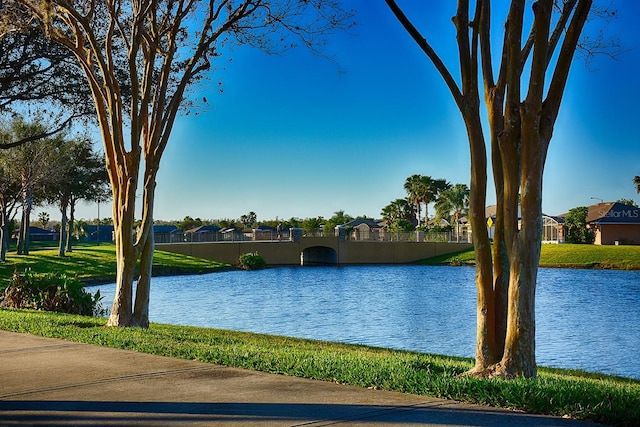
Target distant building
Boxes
[185,225,221,242]
[582,202,640,245]
[252,225,278,240]
[12,226,58,241]
[337,219,385,240]
[83,225,115,242]
[153,225,181,243]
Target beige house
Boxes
[583,202,640,245]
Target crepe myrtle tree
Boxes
[11,0,353,327]
[385,0,597,378]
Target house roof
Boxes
[84,225,115,233]
[186,225,221,233]
[584,202,640,224]
[254,225,277,231]
[27,226,56,235]
[153,225,179,233]
[340,219,384,229]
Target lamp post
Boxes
[590,197,604,204]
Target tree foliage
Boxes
[381,198,415,226]
[404,174,450,225]
[564,206,595,244]
[0,3,93,148]
[435,183,469,241]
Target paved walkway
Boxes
[0,330,604,426]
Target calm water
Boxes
[93,265,640,379]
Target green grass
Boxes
[1,244,229,286]
[1,308,638,426]
[422,244,640,269]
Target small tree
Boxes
[240,211,257,229]
[3,116,65,255]
[634,176,640,194]
[177,216,202,232]
[47,136,108,256]
[381,198,415,225]
[435,183,470,242]
[38,212,49,229]
[564,206,595,244]
[0,146,22,261]
[323,210,354,234]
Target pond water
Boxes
[93,265,640,380]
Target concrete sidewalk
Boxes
[0,330,603,426]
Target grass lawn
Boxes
[422,244,640,269]
[0,308,638,427]
[1,243,229,287]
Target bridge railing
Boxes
[155,229,467,244]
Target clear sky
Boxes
[73,1,640,223]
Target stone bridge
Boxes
[157,237,472,266]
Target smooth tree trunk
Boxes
[16,182,32,255]
[0,206,9,262]
[58,195,69,257]
[106,149,142,327]
[132,171,158,327]
[66,196,76,253]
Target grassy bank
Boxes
[0,308,638,426]
[0,244,229,287]
[422,244,640,269]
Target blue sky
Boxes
[75,1,640,222]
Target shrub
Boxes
[238,252,267,270]
[1,270,104,316]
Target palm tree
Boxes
[381,198,415,224]
[634,176,640,194]
[404,175,425,226]
[435,183,470,242]
[420,176,450,223]
[404,174,451,226]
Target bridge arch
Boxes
[301,246,338,266]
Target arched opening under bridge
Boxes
[301,246,338,266]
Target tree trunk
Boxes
[106,150,141,327]
[496,157,545,378]
[133,229,153,327]
[0,205,9,262]
[66,196,76,253]
[107,207,138,327]
[465,118,500,373]
[17,184,32,255]
[58,196,68,257]
[132,174,157,328]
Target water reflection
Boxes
[94,265,640,379]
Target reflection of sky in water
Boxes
[93,265,640,380]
